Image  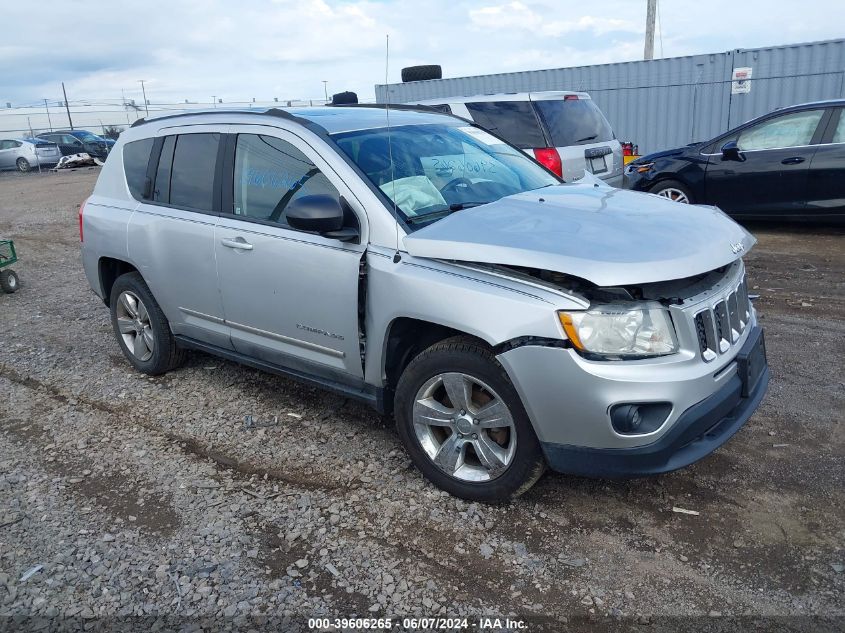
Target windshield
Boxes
[534,99,614,147]
[331,123,559,224]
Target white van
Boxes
[410,91,623,186]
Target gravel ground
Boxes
[0,170,842,632]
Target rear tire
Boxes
[650,179,693,204]
[109,272,186,375]
[16,158,31,173]
[395,336,546,502]
[0,269,19,293]
[401,65,442,83]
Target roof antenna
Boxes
[385,33,401,264]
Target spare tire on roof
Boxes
[401,65,442,83]
[331,91,358,105]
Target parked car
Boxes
[409,91,623,186]
[624,99,845,222]
[37,129,111,160]
[0,138,61,171]
[80,107,768,501]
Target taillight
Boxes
[564,94,579,101]
[533,148,563,178]
[79,197,88,242]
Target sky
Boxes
[2,0,843,107]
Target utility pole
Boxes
[644,0,656,60]
[138,80,149,116]
[322,80,329,103]
[61,82,74,129]
[212,96,217,108]
[43,99,53,131]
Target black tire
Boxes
[331,91,358,105]
[395,336,546,502]
[0,269,19,293]
[16,157,31,173]
[401,65,442,83]
[109,272,186,375]
[649,179,694,204]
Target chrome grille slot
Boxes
[727,292,740,342]
[690,274,751,362]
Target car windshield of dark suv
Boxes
[331,123,559,225]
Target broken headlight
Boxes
[558,303,678,359]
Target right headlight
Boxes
[558,303,678,359]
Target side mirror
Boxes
[286,195,359,242]
[721,140,743,161]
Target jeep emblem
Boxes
[730,241,744,254]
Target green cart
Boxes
[0,239,20,293]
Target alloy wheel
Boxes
[412,372,516,482]
[656,187,690,203]
[115,290,155,361]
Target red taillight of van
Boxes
[79,197,88,242]
[533,147,563,178]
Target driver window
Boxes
[233,134,339,226]
[737,110,823,151]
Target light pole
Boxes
[61,82,74,129]
[43,99,53,131]
[212,96,217,108]
[138,80,149,116]
[322,81,329,103]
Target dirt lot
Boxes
[0,170,842,631]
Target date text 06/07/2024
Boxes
[307,617,528,630]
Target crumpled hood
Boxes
[403,183,755,287]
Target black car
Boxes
[36,130,112,160]
[624,100,845,222]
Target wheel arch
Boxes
[98,257,140,306]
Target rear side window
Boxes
[833,109,845,144]
[464,101,546,149]
[122,138,153,200]
[232,134,339,226]
[534,99,615,147]
[164,133,220,211]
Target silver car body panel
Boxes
[404,182,755,287]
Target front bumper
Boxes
[497,325,769,478]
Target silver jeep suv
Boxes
[80,106,769,502]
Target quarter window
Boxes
[122,138,154,200]
[737,110,823,151]
[232,134,339,226]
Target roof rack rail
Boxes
[130,107,315,129]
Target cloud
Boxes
[0,0,842,107]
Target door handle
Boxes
[220,237,253,250]
[781,156,805,165]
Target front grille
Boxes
[693,275,751,362]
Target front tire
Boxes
[16,158,31,173]
[650,179,693,204]
[395,336,546,502]
[109,272,185,375]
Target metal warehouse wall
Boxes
[376,39,845,155]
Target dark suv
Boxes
[37,130,112,160]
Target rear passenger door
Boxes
[214,128,366,379]
[127,127,232,350]
[805,107,845,220]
